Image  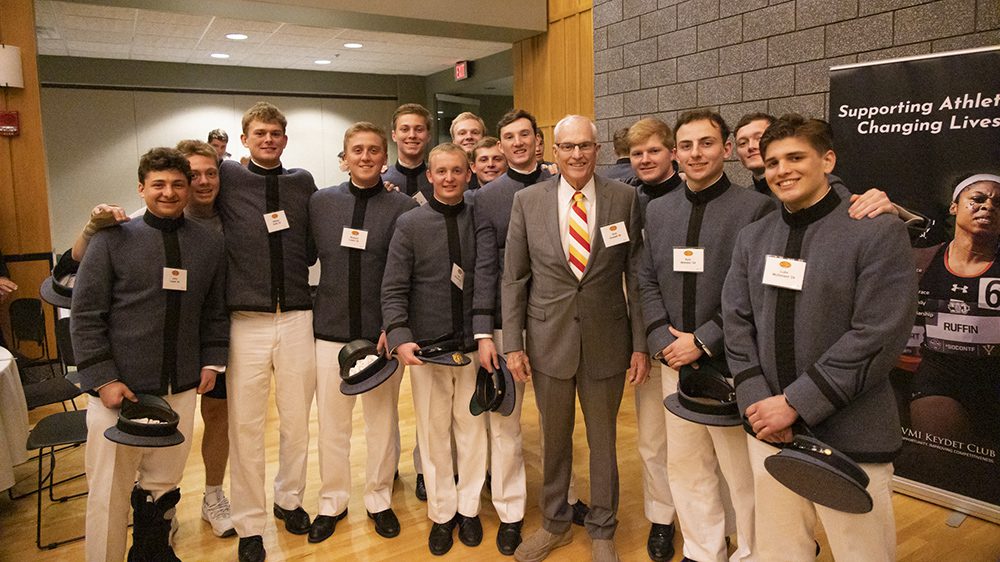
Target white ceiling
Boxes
[34,0,515,76]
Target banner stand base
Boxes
[893,476,1000,525]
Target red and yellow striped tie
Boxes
[568,191,590,279]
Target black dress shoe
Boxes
[571,500,590,526]
[496,520,523,555]
[367,508,401,538]
[646,523,675,561]
[307,509,348,543]
[457,514,483,546]
[238,535,266,562]
[273,504,312,535]
[428,519,456,555]
[415,473,427,501]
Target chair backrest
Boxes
[9,298,46,344]
[55,317,75,367]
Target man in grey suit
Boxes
[503,115,649,562]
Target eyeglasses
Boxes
[555,142,598,153]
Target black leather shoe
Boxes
[496,520,523,555]
[647,523,675,561]
[273,504,311,535]
[571,500,590,527]
[367,508,401,538]
[238,535,265,562]
[428,519,456,555]
[415,473,427,501]
[307,509,348,543]
[457,514,483,546]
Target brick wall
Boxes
[592,0,1000,182]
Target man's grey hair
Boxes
[553,115,598,141]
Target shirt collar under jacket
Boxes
[781,186,841,227]
[349,179,386,199]
[508,164,543,186]
[685,173,731,205]
[248,159,284,176]
[143,210,185,232]
[395,160,427,177]
[428,194,466,217]
[641,170,683,201]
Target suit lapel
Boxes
[544,178,575,278]
[581,177,612,281]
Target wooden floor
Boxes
[2,372,999,562]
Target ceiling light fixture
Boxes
[315,59,331,65]
[225,33,248,40]
[343,42,363,49]
[210,53,230,59]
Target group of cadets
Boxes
[68,97,917,562]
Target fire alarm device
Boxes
[0,111,18,136]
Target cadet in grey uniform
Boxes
[73,147,228,562]
[309,122,417,543]
[723,114,916,562]
[383,103,434,204]
[382,143,485,556]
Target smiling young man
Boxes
[451,112,486,152]
[470,136,507,189]
[624,117,682,562]
[309,122,418,544]
[218,102,318,562]
[383,103,434,204]
[639,110,769,562]
[72,147,228,562]
[723,114,916,562]
[382,142,485,556]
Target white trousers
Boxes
[228,310,316,537]
[315,339,402,516]
[634,361,676,525]
[485,329,527,523]
[409,353,487,524]
[747,435,896,562]
[664,366,756,562]
[85,390,197,562]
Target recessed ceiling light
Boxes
[210,53,230,59]
[343,42,363,49]
[315,59,332,65]
[225,33,248,40]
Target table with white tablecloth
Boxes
[0,346,29,491]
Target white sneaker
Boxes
[201,491,236,538]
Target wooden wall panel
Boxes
[1,0,57,356]
[513,0,593,162]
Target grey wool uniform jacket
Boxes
[71,212,229,395]
[722,188,917,463]
[217,159,317,312]
[502,175,647,380]
[472,166,552,335]
[382,161,433,203]
[310,181,418,343]
[639,175,773,371]
[382,195,477,352]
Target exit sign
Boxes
[455,60,472,81]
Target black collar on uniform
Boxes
[248,160,285,176]
[641,172,683,201]
[349,180,385,199]
[685,174,731,205]
[781,187,841,227]
[395,161,426,177]
[428,196,465,217]
[143,210,185,232]
[507,165,543,187]
[752,174,770,194]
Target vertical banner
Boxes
[830,47,1000,524]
